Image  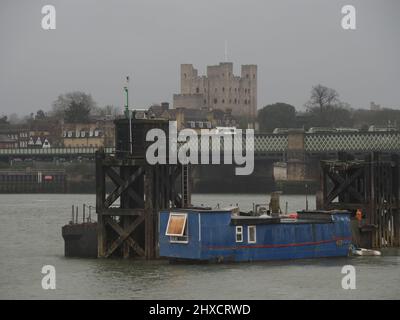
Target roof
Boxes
[0,134,16,143]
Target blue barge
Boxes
[159,208,352,262]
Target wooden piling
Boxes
[95,118,188,259]
[320,152,400,248]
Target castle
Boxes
[173,62,257,118]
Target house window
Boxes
[235,226,243,242]
[248,226,256,243]
[196,87,199,93]
[214,98,218,104]
[166,213,188,243]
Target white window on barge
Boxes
[235,226,243,242]
[248,225,256,243]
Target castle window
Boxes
[222,87,225,92]
[196,87,199,93]
[184,73,187,78]
[253,74,255,79]
[214,98,218,104]
[229,87,231,92]
[246,74,249,78]
[222,99,225,104]
[234,99,237,104]
[235,88,237,92]
[204,99,207,104]
[248,88,250,94]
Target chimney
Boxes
[161,102,169,112]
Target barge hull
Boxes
[159,209,352,262]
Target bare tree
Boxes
[93,105,121,118]
[306,84,339,112]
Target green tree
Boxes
[52,91,96,123]
[306,105,353,128]
[257,103,297,132]
[0,116,9,124]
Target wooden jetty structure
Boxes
[319,152,400,248]
[95,118,191,259]
[62,204,97,258]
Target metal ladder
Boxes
[182,164,191,208]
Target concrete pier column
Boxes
[286,129,306,181]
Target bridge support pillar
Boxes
[286,129,306,181]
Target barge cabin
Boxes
[159,208,352,262]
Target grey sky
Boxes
[0,0,399,116]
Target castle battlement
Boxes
[174,62,257,118]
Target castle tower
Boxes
[173,62,257,119]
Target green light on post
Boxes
[124,86,129,119]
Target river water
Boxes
[0,193,399,299]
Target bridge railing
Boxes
[305,131,400,152]
[0,147,115,156]
[0,131,399,157]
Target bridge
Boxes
[0,131,399,160]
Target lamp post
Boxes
[124,76,133,154]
